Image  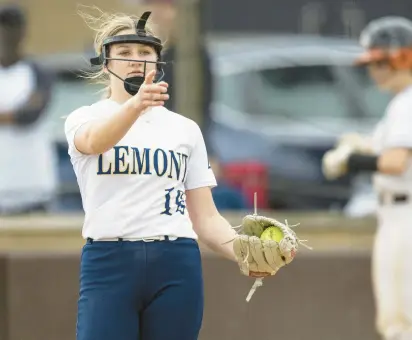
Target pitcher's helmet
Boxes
[89,11,166,95]
[356,16,412,69]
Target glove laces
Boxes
[282,219,313,251]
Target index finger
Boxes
[143,70,157,85]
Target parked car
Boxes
[207,34,391,212]
[36,34,392,213]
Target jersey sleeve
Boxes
[14,61,54,126]
[184,122,217,190]
[64,106,98,158]
[385,102,412,149]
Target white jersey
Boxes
[64,99,216,240]
[372,85,412,193]
[0,61,57,210]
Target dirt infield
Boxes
[0,212,380,340]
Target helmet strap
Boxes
[105,60,165,96]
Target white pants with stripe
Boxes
[373,193,412,339]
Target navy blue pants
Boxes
[76,237,204,340]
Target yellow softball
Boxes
[260,226,284,242]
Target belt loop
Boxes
[118,238,124,242]
[87,238,93,244]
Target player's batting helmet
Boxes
[356,16,412,69]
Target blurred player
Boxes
[0,4,57,214]
[66,8,292,340]
[322,16,412,340]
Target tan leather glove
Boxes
[322,144,354,180]
[337,133,374,154]
[233,215,301,277]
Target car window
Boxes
[345,65,392,116]
[215,72,248,112]
[215,64,390,119]
[45,74,104,140]
[257,65,351,118]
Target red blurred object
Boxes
[222,161,269,209]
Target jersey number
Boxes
[161,187,186,216]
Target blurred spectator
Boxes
[209,156,249,211]
[143,0,214,151]
[0,4,57,215]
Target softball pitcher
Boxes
[65,8,300,340]
[322,16,412,340]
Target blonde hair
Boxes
[77,5,161,98]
